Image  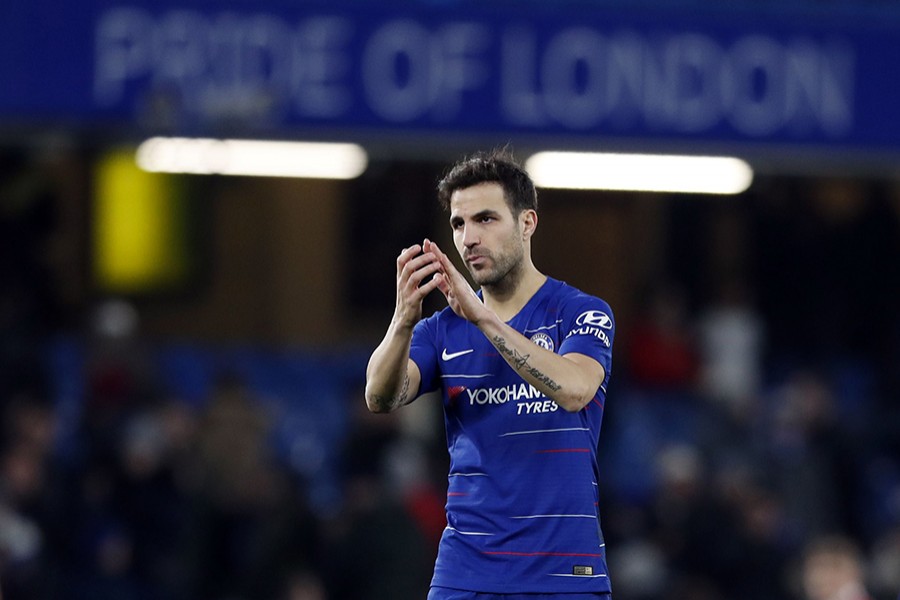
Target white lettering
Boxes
[291,17,353,117]
[517,399,560,414]
[468,383,543,406]
[363,20,489,122]
[93,9,856,139]
[94,8,155,105]
[93,8,354,121]
[153,11,210,90]
[782,38,854,136]
[566,326,611,347]
[501,27,546,126]
[432,23,491,118]
[722,35,787,136]
[542,28,608,128]
[198,14,291,116]
[362,20,435,121]
[605,31,644,127]
[666,34,723,132]
[499,25,854,138]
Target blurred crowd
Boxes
[2,286,899,600]
[2,154,900,600]
[602,280,900,600]
[0,309,440,600]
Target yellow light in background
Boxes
[94,149,188,292]
[525,151,754,195]
[136,138,368,179]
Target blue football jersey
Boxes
[409,277,614,594]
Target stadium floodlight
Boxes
[136,138,368,179]
[524,151,753,195]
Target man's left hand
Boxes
[424,239,491,326]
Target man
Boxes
[365,150,615,599]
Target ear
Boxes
[520,209,538,240]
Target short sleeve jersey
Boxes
[409,277,614,594]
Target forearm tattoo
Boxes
[492,335,562,392]
[371,372,411,411]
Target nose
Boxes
[461,224,479,249]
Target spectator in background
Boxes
[111,399,197,599]
[0,392,61,600]
[279,568,327,600]
[868,526,900,600]
[0,443,45,598]
[801,536,872,600]
[651,444,741,600]
[627,282,699,391]
[722,477,793,600]
[186,372,284,600]
[324,390,436,600]
[768,371,858,541]
[696,276,764,421]
[81,300,159,473]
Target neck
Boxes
[481,261,546,321]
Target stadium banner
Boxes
[3,1,900,153]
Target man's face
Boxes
[448,182,526,287]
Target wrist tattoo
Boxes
[492,335,562,393]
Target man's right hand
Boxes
[365,244,436,413]
[393,244,443,328]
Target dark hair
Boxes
[437,148,538,214]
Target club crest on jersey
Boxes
[530,332,554,351]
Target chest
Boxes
[438,316,566,424]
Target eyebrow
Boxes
[451,209,501,223]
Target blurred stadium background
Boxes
[1,0,900,598]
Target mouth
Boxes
[465,254,487,267]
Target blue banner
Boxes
[3,0,900,154]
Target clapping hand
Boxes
[423,238,491,326]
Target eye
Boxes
[451,219,464,230]
[479,215,495,224]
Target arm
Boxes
[365,244,441,413]
[427,241,605,412]
[477,316,605,412]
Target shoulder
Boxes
[549,278,614,319]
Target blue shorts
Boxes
[428,588,612,600]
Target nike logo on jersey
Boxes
[442,348,474,361]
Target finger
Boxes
[423,239,446,270]
[406,251,438,271]
[396,244,423,270]
[402,244,422,258]
[397,249,433,280]
[432,243,458,273]
[403,263,443,298]
[433,249,463,282]
[417,272,443,297]
[399,252,440,286]
[433,272,450,295]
